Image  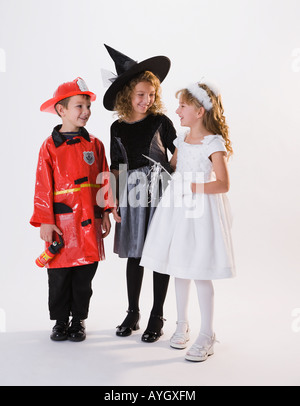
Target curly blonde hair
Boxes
[176,84,233,157]
[114,71,165,122]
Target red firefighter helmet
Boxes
[40,77,96,114]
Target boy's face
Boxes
[59,95,91,131]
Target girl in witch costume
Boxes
[103,45,176,343]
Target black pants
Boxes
[47,262,98,321]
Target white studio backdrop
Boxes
[0,0,300,385]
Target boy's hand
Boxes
[40,224,63,243]
[102,212,111,238]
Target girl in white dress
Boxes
[140,81,235,361]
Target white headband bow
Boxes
[186,80,220,111]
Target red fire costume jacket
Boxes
[30,125,114,268]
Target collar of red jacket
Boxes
[52,125,91,148]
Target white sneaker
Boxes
[185,333,217,362]
[170,321,190,349]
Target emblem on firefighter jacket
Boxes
[83,151,95,165]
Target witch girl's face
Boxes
[130,81,156,119]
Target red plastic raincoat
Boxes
[30,126,114,268]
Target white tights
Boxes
[175,278,214,346]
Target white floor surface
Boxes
[1,261,300,387]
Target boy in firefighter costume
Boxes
[30,77,115,342]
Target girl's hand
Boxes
[112,207,121,223]
[170,148,178,170]
[191,183,204,194]
[102,212,111,238]
[40,224,62,243]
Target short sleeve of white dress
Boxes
[173,133,186,149]
[204,135,227,158]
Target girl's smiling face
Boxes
[131,81,156,120]
[176,98,201,127]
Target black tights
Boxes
[122,257,170,329]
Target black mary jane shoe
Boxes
[50,320,69,342]
[68,319,86,342]
[116,310,140,337]
[141,315,166,343]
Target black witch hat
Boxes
[102,44,171,111]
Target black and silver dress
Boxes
[110,114,176,258]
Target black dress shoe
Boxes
[141,315,165,343]
[68,319,86,342]
[50,320,69,341]
[116,310,140,337]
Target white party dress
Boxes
[140,133,236,280]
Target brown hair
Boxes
[176,84,233,157]
[114,71,165,121]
